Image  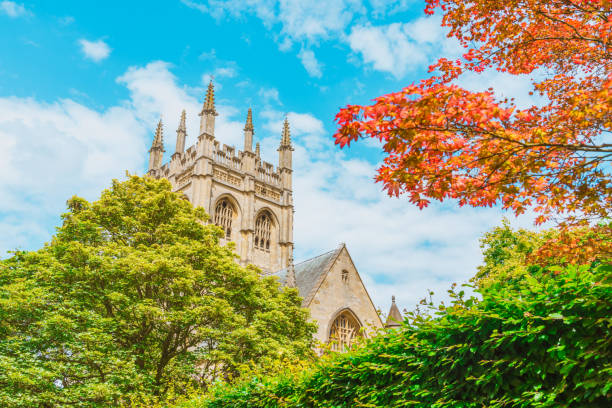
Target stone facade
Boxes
[303,245,383,345]
[147,82,293,274]
[147,81,383,350]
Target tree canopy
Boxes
[0,175,316,407]
[334,0,611,225]
[182,224,612,408]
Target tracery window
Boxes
[341,269,349,283]
[254,212,271,251]
[214,199,234,240]
[329,311,361,352]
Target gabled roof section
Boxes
[273,245,343,306]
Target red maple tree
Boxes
[335,0,611,226]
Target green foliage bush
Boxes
[0,176,316,407]
[186,225,611,407]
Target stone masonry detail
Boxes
[147,81,294,273]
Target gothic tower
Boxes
[147,81,294,273]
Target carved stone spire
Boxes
[285,256,296,288]
[255,142,260,158]
[280,116,292,147]
[203,80,216,114]
[244,108,254,132]
[148,118,165,172]
[243,108,254,152]
[175,110,187,155]
[199,80,218,136]
[278,116,293,174]
[153,118,164,146]
[385,295,403,329]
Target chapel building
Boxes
[146,81,386,350]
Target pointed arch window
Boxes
[329,311,361,352]
[214,199,234,240]
[254,212,272,252]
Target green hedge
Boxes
[183,261,611,408]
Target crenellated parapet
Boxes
[147,81,292,196]
[213,142,242,171]
[145,80,294,274]
[154,144,284,194]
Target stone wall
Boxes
[306,247,383,345]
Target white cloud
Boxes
[0,1,29,18]
[255,106,539,316]
[182,2,461,79]
[0,61,247,257]
[277,0,361,43]
[261,110,324,136]
[199,49,217,60]
[181,0,209,13]
[259,87,281,105]
[117,61,246,150]
[118,61,201,136]
[78,39,111,62]
[368,0,413,17]
[183,0,359,43]
[214,67,237,78]
[298,48,323,78]
[201,73,214,86]
[180,0,391,77]
[455,70,547,109]
[59,16,75,25]
[348,15,461,78]
[0,59,539,322]
[182,0,276,23]
[291,140,499,312]
[0,97,145,256]
[188,0,412,45]
[201,67,238,86]
[197,50,239,86]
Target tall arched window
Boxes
[214,199,234,240]
[329,311,361,352]
[254,212,272,251]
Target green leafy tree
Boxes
[475,219,554,287]
[190,225,612,407]
[0,175,316,407]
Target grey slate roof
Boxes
[273,246,342,305]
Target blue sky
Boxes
[0,0,541,314]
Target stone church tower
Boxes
[147,81,294,273]
[147,81,384,351]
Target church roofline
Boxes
[300,245,344,306]
[272,243,383,328]
[293,247,338,268]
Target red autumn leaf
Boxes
[333,0,611,228]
